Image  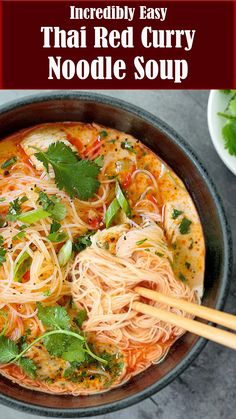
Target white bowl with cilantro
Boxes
[208,90,236,176]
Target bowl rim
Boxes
[0,91,232,418]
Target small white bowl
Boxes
[207,90,236,176]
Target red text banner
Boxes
[1,0,235,89]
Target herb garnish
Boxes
[1,156,17,169]
[0,336,37,378]
[115,181,131,217]
[34,142,101,200]
[136,238,147,246]
[179,272,187,282]
[121,140,136,153]
[13,251,32,282]
[43,290,51,297]
[38,191,66,221]
[0,236,6,266]
[50,220,61,233]
[6,196,28,221]
[73,231,95,253]
[47,231,68,243]
[172,209,183,220]
[74,309,87,328]
[0,303,107,379]
[94,155,104,167]
[155,251,164,257]
[179,217,192,234]
[58,240,72,266]
[99,130,108,138]
[218,91,236,156]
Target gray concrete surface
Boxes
[0,90,235,419]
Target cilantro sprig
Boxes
[73,231,95,253]
[0,336,37,378]
[37,191,66,222]
[0,303,106,378]
[218,91,236,156]
[0,235,6,267]
[34,142,101,200]
[6,196,28,222]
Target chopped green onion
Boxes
[17,209,50,224]
[136,238,147,246]
[172,209,183,220]
[99,130,108,138]
[12,231,26,241]
[43,290,51,296]
[13,251,31,282]
[47,231,68,243]
[1,156,17,169]
[0,248,6,266]
[50,221,61,233]
[155,251,164,257]
[94,155,104,167]
[121,141,136,153]
[179,217,192,234]
[48,202,66,222]
[105,198,120,228]
[20,196,28,204]
[179,272,187,282]
[58,240,72,266]
[115,181,131,217]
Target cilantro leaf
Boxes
[0,336,18,363]
[75,309,87,327]
[73,231,95,253]
[222,120,236,156]
[61,337,86,363]
[50,221,61,233]
[43,333,68,357]
[17,357,37,378]
[229,96,236,117]
[35,142,79,166]
[0,247,6,266]
[6,198,22,221]
[34,142,100,200]
[37,302,70,330]
[38,191,66,221]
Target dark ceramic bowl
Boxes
[0,93,232,417]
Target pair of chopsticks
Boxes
[133,287,236,350]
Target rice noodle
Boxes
[0,122,204,395]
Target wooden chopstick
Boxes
[133,287,236,351]
[135,286,236,331]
